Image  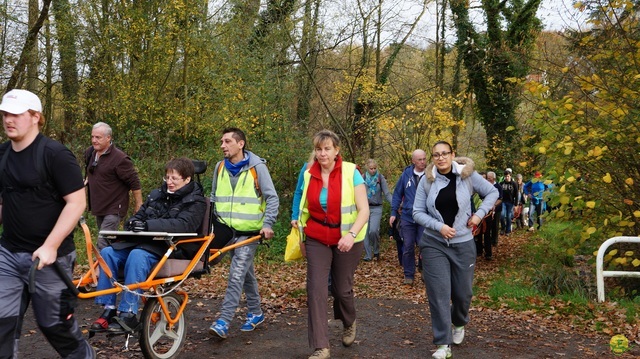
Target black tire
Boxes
[79,284,96,293]
[139,292,187,359]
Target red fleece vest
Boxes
[304,158,344,245]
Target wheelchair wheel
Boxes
[139,292,187,359]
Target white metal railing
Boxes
[596,236,640,302]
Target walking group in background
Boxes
[471,167,550,262]
[1,89,553,359]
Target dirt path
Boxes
[20,294,637,358]
[17,230,640,358]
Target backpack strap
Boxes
[0,141,11,190]
[35,137,47,185]
[0,140,46,186]
[34,137,61,202]
[84,147,95,176]
[250,167,260,196]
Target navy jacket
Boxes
[391,165,424,223]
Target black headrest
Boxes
[192,160,207,175]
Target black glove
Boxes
[130,220,147,232]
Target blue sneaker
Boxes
[240,312,264,332]
[209,319,229,339]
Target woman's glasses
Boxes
[163,176,183,183]
[431,151,452,159]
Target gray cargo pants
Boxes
[0,245,95,358]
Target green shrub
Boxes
[523,221,596,298]
[531,264,586,297]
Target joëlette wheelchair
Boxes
[30,160,262,359]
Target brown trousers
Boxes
[305,238,364,349]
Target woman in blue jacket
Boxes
[412,141,498,359]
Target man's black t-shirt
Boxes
[0,134,85,256]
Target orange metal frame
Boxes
[74,220,261,328]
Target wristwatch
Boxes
[349,231,357,238]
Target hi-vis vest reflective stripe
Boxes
[299,161,367,243]
[213,164,265,232]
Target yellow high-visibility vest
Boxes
[213,165,265,232]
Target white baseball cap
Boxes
[0,89,42,114]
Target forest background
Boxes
[1,0,639,310]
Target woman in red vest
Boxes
[299,130,369,359]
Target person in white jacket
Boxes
[412,140,498,359]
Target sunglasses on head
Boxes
[88,160,98,174]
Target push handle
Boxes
[29,258,80,296]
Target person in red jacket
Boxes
[299,130,369,359]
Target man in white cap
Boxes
[0,89,95,358]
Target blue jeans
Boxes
[501,202,514,234]
[364,205,383,260]
[218,236,261,324]
[528,201,543,229]
[95,246,160,313]
[400,220,424,280]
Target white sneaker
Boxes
[452,326,465,344]
[432,345,452,359]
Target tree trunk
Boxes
[52,0,80,143]
[295,0,320,130]
[27,0,38,91]
[44,13,53,135]
[6,0,52,92]
[449,0,542,169]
